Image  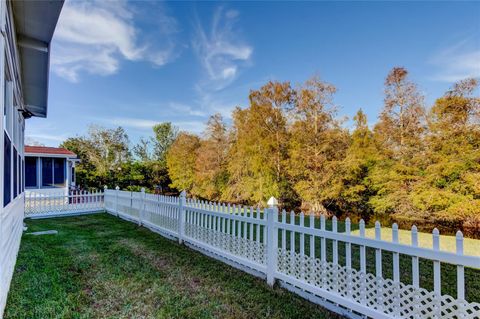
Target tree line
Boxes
[61,68,480,234]
[61,123,177,193]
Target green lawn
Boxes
[351,227,480,257]
[6,213,480,318]
[5,213,340,319]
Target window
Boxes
[42,158,53,187]
[72,166,75,183]
[3,87,6,132]
[22,159,25,192]
[54,158,65,187]
[41,157,66,187]
[4,82,12,136]
[4,133,11,206]
[13,147,17,198]
[25,157,37,188]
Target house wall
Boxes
[0,1,27,316]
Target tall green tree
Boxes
[133,123,178,191]
[152,122,178,165]
[62,126,131,189]
[87,125,131,175]
[411,79,480,229]
[369,67,426,219]
[338,109,378,218]
[61,136,96,189]
[133,137,153,162]
[375,67,426,162]
[225,81,295,206]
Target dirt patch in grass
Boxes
[120,238,171,270]
[88,278,163,319]
[120,238,207,296]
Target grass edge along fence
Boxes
[105,188,480,318]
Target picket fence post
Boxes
[139,188,145,226]
[266,196,278,286]
[115,186,119,217]
[456,231,465,301]
[178,190,186,244]
[103,186,107,211]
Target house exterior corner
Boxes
[0,0,63,316]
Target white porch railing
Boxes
[104,187,480,319]
[25,190,104,218]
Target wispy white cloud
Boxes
[189,7,253,120]
[175,120,206,133]
[194,89,239,119]
[111,118,158,130]
[26,133,68,143]
[193,7,253,92]
[109,117,205,133]
[166,102,207,117]
[52,0,179,82]
[193,78,271,120]
[429,38,480,82]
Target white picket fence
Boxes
[104,187,480,319]
[25,190,104,218]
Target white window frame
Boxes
[3,80,13,207]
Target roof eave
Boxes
[12,0,64,118]
[24,152,77,159]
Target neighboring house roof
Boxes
[25,145,77,158]
[12,0,64,118]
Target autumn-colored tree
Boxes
[375,67,426,162]
[60,73,480,234]
[410,79,480,231]
[225,81,295,206]
[369,67,426,218]
[166,132,201,192]
[289,76,348,212]
[192,114,230,200]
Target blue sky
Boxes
[26,0,480,147]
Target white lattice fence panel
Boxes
[185,223,267,265]
[104,190,115,212]
[117,191,136,219]
[277,249,480,319]
[143,195,179,233]
[102,191,480,319]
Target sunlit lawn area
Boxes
[5,214,340,319]
[351,227,480,257]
